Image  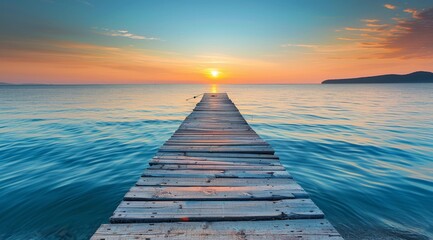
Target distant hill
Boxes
[0,82,13,85]
[322,71,433,84]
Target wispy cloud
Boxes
[365,23,389,28]
[336,7,433,59]
[380,8,433,58]
[280,6,433,61]
[384,4,396,10]
[344,27,381,32]
[281,43,317,48]
[404,8,420,19]
[362,19,379,23]
[337,37,361,41]
[392,17,406,23]
[99,28,160,40]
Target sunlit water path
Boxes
[0,84,432,239]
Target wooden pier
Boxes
[91,93,342,239]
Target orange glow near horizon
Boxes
[1,34,433,84]
[2,35,433,85]
[1,47,433,84]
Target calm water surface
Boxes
[0,84,432,239]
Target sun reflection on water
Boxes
[211,84,218,93]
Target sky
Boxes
[1,0,433,84]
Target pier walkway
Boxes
[91,93,342,239]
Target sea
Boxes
[0,84,432,239]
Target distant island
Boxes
[322,71,433,84]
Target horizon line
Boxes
[0,82,321,86]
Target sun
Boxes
[210,69,220,78]
[205,68,223,80]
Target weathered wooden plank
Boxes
[166,138,265,142]
[179,124,250,127]
[184,117,246,122]
[177,128,252,131]
[92,219,342,240]
[156,152,279,159]
[142,169,291,178]
[195,106,237,108]
[174,129,256,133]
[187,111,241,115]
[180,121,249,125]
[149,159,281,166]
[185,116,242,119]
[185,110,238,113]
[164,141,269,146]
[135,177,304,189]
[195,102,236,105]
[110,199,324,223]
[193,109,239,112]
[159,146,273,150]
[178,128,253,132]
[124,185,302,201]
[168,136,263,141]
[194,105,238,108]
[152,155,280,162]
[179,125,251,129]
[196,102,235,105]
[172,133,258,137]
[185,114,241,117]
[158,146,275,154]
[185,116,245,121]
[148,164,285,171]
[161,144,274,149]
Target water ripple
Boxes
[0,84,433,239]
